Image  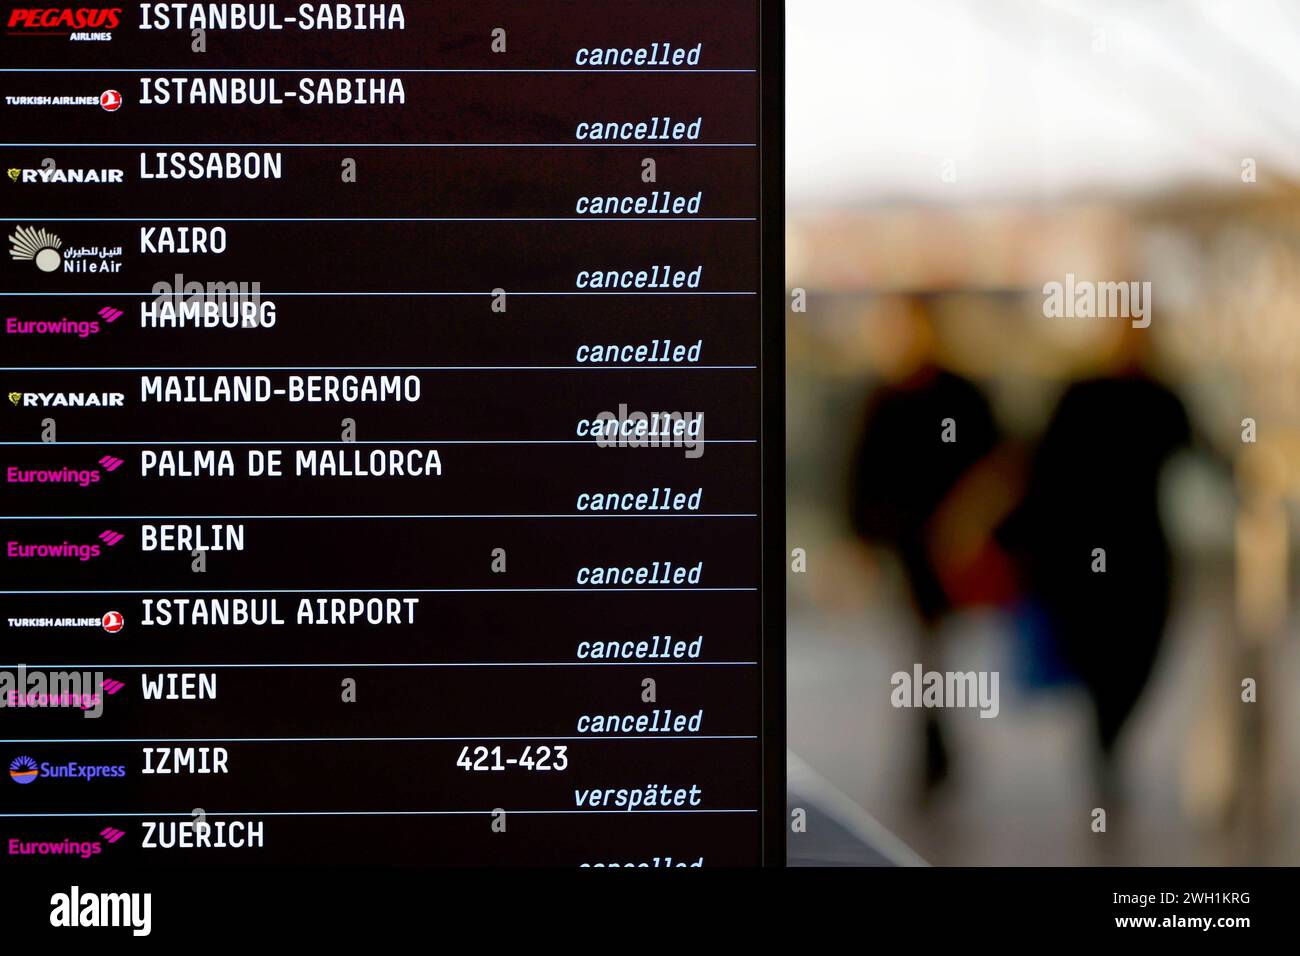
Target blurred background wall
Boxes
[785,0,1300,865]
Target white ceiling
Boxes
[787,0,1300,206]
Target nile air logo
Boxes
[9,225,63,272]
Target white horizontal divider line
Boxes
[0,735,758,743]
[15,216,756,222]
[1,587,758,594]
[3,662,760,669]
[0,809,758,817]
[1,291,757,296]
[0,68,756,74]
[0,439,757,445]
[1,365,757,371]
[0,143,758,148]
[0,514,758,519]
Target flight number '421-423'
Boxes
[456,745,569,772]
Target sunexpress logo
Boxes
[8,755,38,783]
[10,755,128,783]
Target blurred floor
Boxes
[786,751,927,866]
[788,578,1300,865]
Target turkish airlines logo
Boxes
[3,89,126,108]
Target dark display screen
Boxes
[1,1,782,867]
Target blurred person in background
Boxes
[848,296,1018,795]
[998,322,1191,802]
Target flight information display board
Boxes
[1,0,782,867]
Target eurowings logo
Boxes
[4,453,124,488]
[7,822,126,859]
[6,530,122,561]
